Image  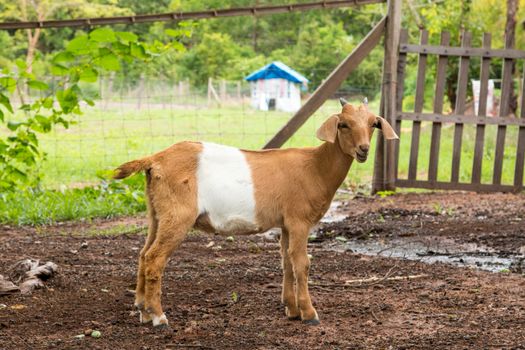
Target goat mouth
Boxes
[355,152,368,163]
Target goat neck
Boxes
[313,140,353,197]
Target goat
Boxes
[113,99,398,327]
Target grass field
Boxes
[38,97,522,188]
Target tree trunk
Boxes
[252,0,260,51]
[25,28,41,74]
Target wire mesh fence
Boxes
[37,74,380,189]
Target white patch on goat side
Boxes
[197,143,258,234]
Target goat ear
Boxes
[316,115,340,143]
[374,116,399,140]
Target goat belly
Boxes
[196,142,260,235]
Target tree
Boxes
[0,0,131,74]
[0,26,186,190]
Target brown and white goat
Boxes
[113,100,398,327]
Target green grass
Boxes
[0,176,146,225]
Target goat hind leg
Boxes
[135,206,158,323]
[143,220,191,327]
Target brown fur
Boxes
[113,104,397,327]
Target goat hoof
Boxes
[139,311,152,324]
[285,306,301,320]
[153,323,169,330]
[302,318,320,326]
[152,313,169,328]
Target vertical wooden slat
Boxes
[372,0,402,193]
[384,0,403,191]
[493,31,514,185]
[427,31,450,182]
[407,30,428,181]
[471,33,492,184]
[451,31,471,183]
[394,28,409,180]
[514,63,525,189]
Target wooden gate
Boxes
[385,29,525,193]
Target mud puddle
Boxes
[319,200,525,273]
[339,237,523,272]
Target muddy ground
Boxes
[0,192,524,349]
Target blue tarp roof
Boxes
[245,61,308,84]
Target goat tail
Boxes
[113,157,152,179]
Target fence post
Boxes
[137,74,145,110]
[372,0,402,193]
[104,72,115,110]
[220,79,227,101]
[237,81,241,100]
[208,78,212,106]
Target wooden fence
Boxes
[262,0,524,193]
[391,29,525,193]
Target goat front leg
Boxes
[286,221,319,325]
[280,227,300,320]
[143,221,190,328]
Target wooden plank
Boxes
[493,31,515,185]
[451,32,471,183]
[407,30,429,181]
[514,63,525,188]
[373,92,386,191]
[471,33,492,184]
[427,31,450,183]
[396,179,519,193]
[397,112,525,126]
[399,44,525,59]
[264,16,386,149]
[0,0,387,30]
[516,127,525,188]
[372,0,402,193]
[383,0,403,191]
[393,28,409,181]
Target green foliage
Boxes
[288,21,353,89]
[0,176,146,226]
[0,26,186,191]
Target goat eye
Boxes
[338,123,349,129]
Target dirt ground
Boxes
[0,192,524,349]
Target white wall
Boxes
[250,78,302,112]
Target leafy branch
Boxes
[0,25,189,191]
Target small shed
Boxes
[245,61,308,112]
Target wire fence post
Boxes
[137,74,145,110]
[220,79,227,102]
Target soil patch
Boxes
[0,192,524,349]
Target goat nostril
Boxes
[359,145,370,153]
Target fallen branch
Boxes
[167,344,216,349]
[0,275,19,295]
[3,259,58,295]
[309,274,428,289]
